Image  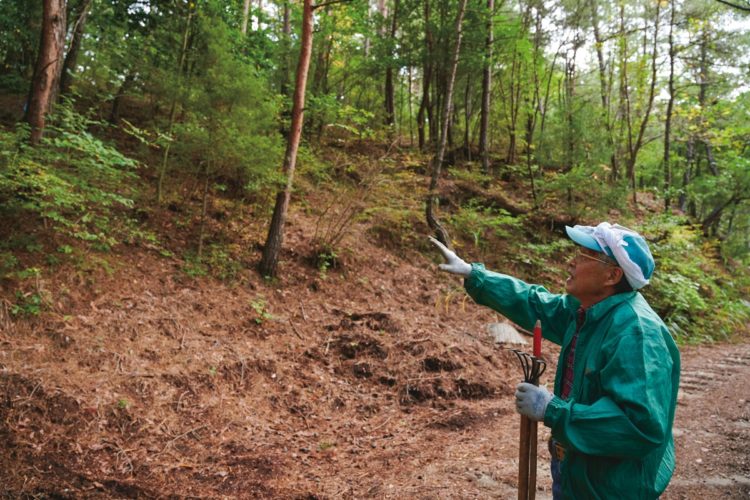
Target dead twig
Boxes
[160,424,208,454]
[369,416,393,433]
[289,319,304,340]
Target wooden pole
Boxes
[518,415,530,499]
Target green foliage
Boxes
[538,163,627,218]
[249,297,273,324]
[447,166,492,186]
[0,104,137,246]
[168,11,283,200]
[0,0,41,93]
[182,244,242,282]
[514,238,575,280]
[316,247,338,280]
[641,216,750,344]
[365,206,419,249]
[5,265,50,317]
[449,199,519,250]
[11,290,44,317]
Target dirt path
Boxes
[662,342,750,499]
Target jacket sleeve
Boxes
[543,323,675,458]
[463,263,575,345]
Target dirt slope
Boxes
[1,208,748,498]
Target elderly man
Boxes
[431,222,680,499]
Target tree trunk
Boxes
[697,26,719,177]
[407,66,414,145]
[259,0,314,277]
[680,139,694,213]
[463,73,471,161]
[663,0,676,211]
[242,0,251,34]
[701,196,738,237]
[384,0,399,126]
[417,0,433,151]
[506,47,522,165]
[109,71,135,124]
[26,0,67,145]
[589,0,618,183]
[626,0,660,205]
[59,0,91,95]
[197,162,211,260]
[279,1,292,97]
[157,6,193,204]
[524,7,544,207]
[478,0,494,173]
[425,0,468,246]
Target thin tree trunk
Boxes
[697,26,719,177]
[109,71,135,124]
[425,0,468,246]
[680,139,694,213]
[26,0,67,145]
[614,3,629,182]
[157,6,193,204]
[242,0,251,35]
[507,48,522,165]
[59,0,91,95]
[626,0,660,205]
[479,0,494,173]
[384,0,399,126]
[408,66,414,146]
[663,0,676,211]
[197,162,210,260]
[524,6,544,206]
[417,0,433,151]
[259,0,314,277]
[279,1,292,97]
[589,0,618,182]
[701,196,739,237]
[463,73,471,161]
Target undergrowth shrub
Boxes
[0,104,139,315]
[641,215,750,343]
[539,163,627,218]
[0,103,138,244]
[448,199,519,252]
[310,159,385,269]
[183,243,243,281]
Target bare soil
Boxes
[1,209,748,499]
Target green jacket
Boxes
[465,264,680,499]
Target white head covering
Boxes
[566,222,655,290]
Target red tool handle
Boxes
[533,320,542,358]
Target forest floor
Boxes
[1,196,749,499]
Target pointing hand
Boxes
[429,236,472,277]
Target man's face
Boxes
[565,247,618,305]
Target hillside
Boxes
[0,148,543,497]
[3,132,750,497]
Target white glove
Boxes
[429,236,472,277]
[515,382,553,422]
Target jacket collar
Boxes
[582,291,638,323]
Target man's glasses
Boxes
[573,247,617,266]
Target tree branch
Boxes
[714,0,750,12]
[313,0,352,10]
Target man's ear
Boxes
[604,266,625,287]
